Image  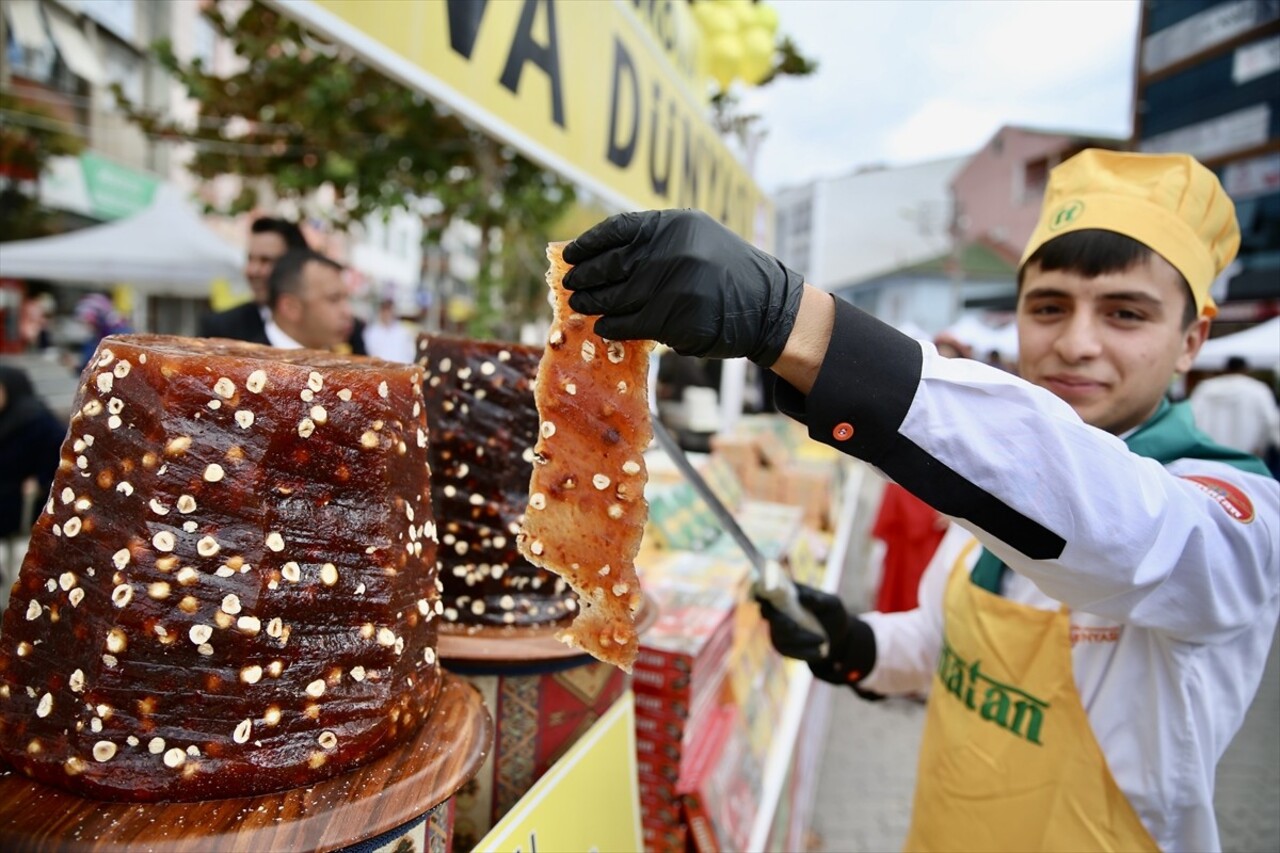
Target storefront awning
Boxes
[3,0,51,52]
[45,7,107,86]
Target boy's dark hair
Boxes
[251,217,309,251]
[1018,229,1199,329]
[267,249,343,309]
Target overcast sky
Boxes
[738,0,1142,191]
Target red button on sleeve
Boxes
[832,422,854,441]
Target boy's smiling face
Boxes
[1017,254,1209,435]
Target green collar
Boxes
[1126,399,1270,476]
[972,399,1269,593]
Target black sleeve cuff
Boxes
[775,298,1068,562]
[774,296,923,467]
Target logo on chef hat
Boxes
[1048,200,1085,232]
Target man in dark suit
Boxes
[199,217,308,344]
[199,216,369,354]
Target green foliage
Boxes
[426,131,575,339]
[0,93,84,241]
[118,1,470,225]
[116,0,576,338]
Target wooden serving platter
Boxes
[0,673,491,853]
[438,594,658,669]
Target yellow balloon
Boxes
[693,2,736,36]
[708,31,743,89]
[724,0,755,30]
[755,2,779,34]
[739,25,774,85]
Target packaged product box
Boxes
[635,734,682,763]
[703,500,805,564]
[634,690,691,722]
[642,548,753,592]
[678,703,753,853]
[708,429,791,503]
[708,433,763,486]
[637,755,680,784]
[788,527,832,589]
[637,552,745,684]
[639,770,678,804]
[643,821,687,853]
[635,664,730,788]
[634,712,685,744]
[641,791,684,827]
[637,552,745,849]
[736,413,804,452]
[700,453,745,513]
[778,463,838,530]
[645,478,724,552]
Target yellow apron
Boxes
[903,541,1159,852]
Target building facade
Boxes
[1135,0,1280,321]
[951,126,1127,263]
[2,0,468,348]
[773,156,966,292]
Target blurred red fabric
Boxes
[872,484,946,613]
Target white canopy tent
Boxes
[1193,317,1280,374]
[893,319,933,343]
[0,186,244,293]
[941,312,1020,362]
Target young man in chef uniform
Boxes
[559,150,1280,851]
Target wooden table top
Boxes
[0,673,492,853]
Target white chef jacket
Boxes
[1189,372,1280,457]
[775,298,1280,853]
[264,320,304,350]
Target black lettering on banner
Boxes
[606,38,640,168]
[631,0,691,75]
[703,150,719,218]
[678,115,699,207]
[444,0,488,58]
[500,0,565,128]
[648,81,675,198]
[651,0,675,52]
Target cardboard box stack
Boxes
[681,703,761,853]
[633,415,852,850]
[710,424,840,531]
[635,552,747,853]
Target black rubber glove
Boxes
[562,209,805,367]
[758,584,878,689]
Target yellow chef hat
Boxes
[1020,149,1240,317]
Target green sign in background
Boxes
[80,152,159,220]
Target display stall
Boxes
[439,606,656,849]
[632,417,866,852]
[451,415,863,853]
[0,2,848,848]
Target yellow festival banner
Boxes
[474,691,642,853]
[273,0,768,240]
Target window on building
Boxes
[3,3,77,92]
[193,14,216,69]
[1023,158,1050,204]
[5,28,56,83]
[102,37,143,103]
[790,200,812,235]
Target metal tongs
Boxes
[649,415,830,660]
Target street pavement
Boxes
[810,478,1280,853]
